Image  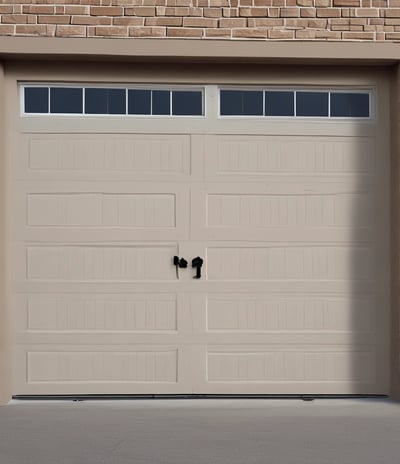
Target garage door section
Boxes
[12,84,390,395]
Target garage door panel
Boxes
[17,244,178,282]
[15,183,189,242]
[205,135,375,181]
[14,344,195,395]
[206,347,376,383]
[192,183,375,241]
[27,349,179,383]
[206,245,374,282]
[206,294,375,333]
[15,293,179,333]
[17,134,191,180]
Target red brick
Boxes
[164,7,190,15]
[183,17,218,26]
[333,0,360,5]
[385,9,400,17]
[356,7,378,15]
[187,7,203,16]
[209,0,230,5]
[1,14,28,24]
[219,18,247,27]
[56,25,86,36]
[0,6,14,14]
[316,8,341,16]
[0,24,15,35]
[38,15,71,24]
[384,19,400,25]
[268,29,294,38]
[314,30,341,37]
[248,18,283,25]
[114,17,144,25]
[64,6,89,14]
[112,0,142,4]
[167,26,203,36]
[285,18,308,27]
[130,26,166,36]
[296,29,316,37]
[342,30,375,37]
[280,7,300,16]
[300,8,316,17]
[239,7,269,16]
[145,16,182,25]
[95,25,127,35]
[233,27,269,37]
[223,8,239,17]
[203,8,223,17]
[205,28,232,36]
[15,24,48,35]
[308,18,328,27]
[71,15,112,25]
[90,6,123,15]
[22,5,54,14]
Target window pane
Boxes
[296,91,329,117]
[50,88,83,114]
[24,87,49,113]
[85,88,126,115]
[128,90,151,115]
[220,90,263,116]
[172,91,203,116]
[330,93,370,118]
[265,91,294,116]
[152,90,170,115]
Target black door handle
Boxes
[173,256,187,269]
[173,256,187,279]
[192,257,203,279]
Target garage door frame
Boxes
[0,52,398,402]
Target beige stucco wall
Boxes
[0,61,10,406]
[0,0,399,41]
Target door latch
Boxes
[173,256,188,278]
[191,256,203,279]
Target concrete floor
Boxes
[0,399,400,464]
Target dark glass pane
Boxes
[265,91,294,116]
[128,90,151,115]
[24,87,49,113]
[152,90,170,115]
[330,93,370,118]
[85,88,126,115]
[172,91,203,116]
[50,88,83,114]
[220,90,263,116]
[296,91,329,117]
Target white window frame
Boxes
[20,83,206,118]
[218,86,374,120]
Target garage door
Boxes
[11,83,390,395]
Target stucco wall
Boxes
[0,0,399,41]
[0,61,10,406]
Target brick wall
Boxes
[1,0,400,40]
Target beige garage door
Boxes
[11,84,390,395]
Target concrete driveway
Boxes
[0,398,399,464]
